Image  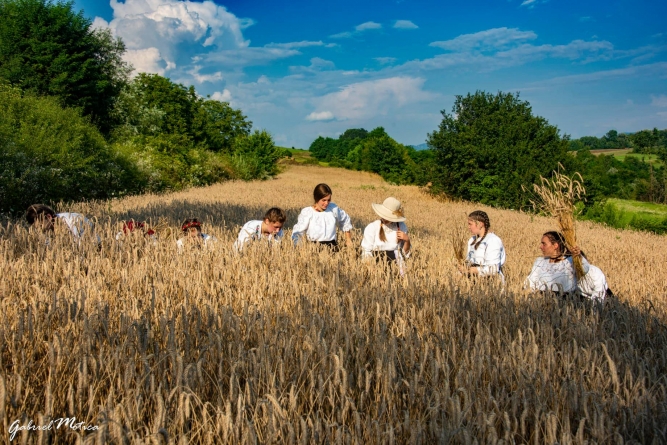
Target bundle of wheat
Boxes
[451,224,468,264]
[527,165,586,278]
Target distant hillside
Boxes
[411,143,429,150]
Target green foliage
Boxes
[428,91,571,208]
[569,130,632,151]
[0,85,142,213]
[232,130,281,179]
[582,199,667,234]
[0,0,130,135]
[630,128,664,154]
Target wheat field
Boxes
[1,165,666,444]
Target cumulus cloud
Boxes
[430,27,537,52]
[310,77,432,120]
[210,89,232,102]
[651,94,667,107]
[394,20,418,29]
[187,66,223,83]
[306,111,335,121]
[97,0,298,77]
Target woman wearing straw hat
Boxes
[361,197,411,273]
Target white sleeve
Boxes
[478,238,504,276]
[360,222,377,258]
[336,207,353,232]
[291,208,311,243]
[234,222,254,252]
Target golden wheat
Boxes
[0,165,665,444]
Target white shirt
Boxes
[361,220,410,258]
[466,233,506,277]
[57,213,94,239]
[291,204,353,243]
[577,265,608,301]
[525,256,590,294]
[177,233,216,251]
[234,220,283,251]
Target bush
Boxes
[0,85,141,214]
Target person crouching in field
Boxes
[177,218,216,251]
[361,197,411,275]
[26,204,99,246]
[292,183,353,251]
[458,210,506,281]
[234,207,286,252]
[525,231,590,296]
[577,252,611,301]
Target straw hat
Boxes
[372,197,406,222]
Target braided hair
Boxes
[468,210,490,250]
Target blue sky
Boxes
[80,0,666,148]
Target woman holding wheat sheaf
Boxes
[360,197,411,274]
[458,210,506,281]
[525,231,590,295]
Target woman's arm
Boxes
[291,208,311,244]
[476,237,504,276]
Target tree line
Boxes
[0,0,282,214]
[309,91,667,233]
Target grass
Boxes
[590,148,664,167]
[1,164,666,443]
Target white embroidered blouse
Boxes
[291,203,353,243]
[577,264,608,301]
[525,255,590,293]
[234,220,283,251]
[360,220,410,258]
[465,233,506,277]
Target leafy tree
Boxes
[427,91,571,208]
[232,130,280,179]
[630,129,658,153]
[0,85,141,213]
[0,0,130,135]
[346,127,416,183]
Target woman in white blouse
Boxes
[361,197,411,273]
[458,210,506,280]
[525,231,590,295]
[291,183,353,250]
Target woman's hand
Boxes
[570,245,581,256]
[344,231,353,247]
[396,230,409,242]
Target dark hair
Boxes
[26,204,56,225]
[264,207,287,224]
[543,231,568,256]
[313,183,332,203]
[181,218,202,233]
[468,210,490,249]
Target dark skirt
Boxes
[373,250,397,263]
[313,239,339,252]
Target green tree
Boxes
[0,0,130,135]
[630,129,658,153]
[427,91,571,208]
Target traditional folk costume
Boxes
[465,233,506,280]
[577,264,609,301]
[525,255,590,295]
[360,197,411,275]
[291,203,352,250]
[234,220,283,252]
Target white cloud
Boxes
[651,94,667,107]
[331,21,383,38]
[306,111,335,121]
[97,0,298,77]
[394,20,418,29]
[312,77,432,120]
[520,0,538,7]
[375,57,397,65]
[123,47,170,75]
[188,66,223,83]
[265,40,325,49]
[210,89,232,102]
[356,21,382,31]
[430,28,537,52]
